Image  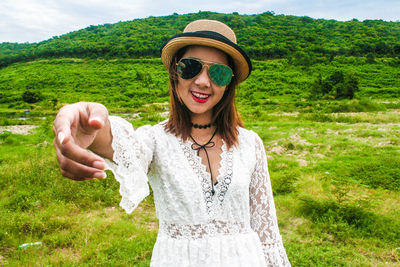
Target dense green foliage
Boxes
[1,11,400,68]
[311,70,359,99]
[21,90,43,103]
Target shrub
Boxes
[298,196,400,242]
[320,99,385,113]
[6,190,36,211]
[22,90,43,103]
[335,73,359,99]
[310,70,359,99]
[271,170,299,194]
[291,51,312,67]
[366,53,376,64]
[349,155,400,191]
[0,131,19,145]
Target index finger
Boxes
[53,104,79,145]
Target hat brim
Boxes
[161,32,252,84]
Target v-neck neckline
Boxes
[179,138,234,213]
[190,137,225,182]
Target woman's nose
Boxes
[194,67,211,88]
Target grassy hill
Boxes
[1,11,399,68]
[0,55,399,119]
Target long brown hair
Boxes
[164,46,244,149]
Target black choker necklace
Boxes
[191,122,213,129]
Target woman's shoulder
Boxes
[136,119,167,132]
[149,119,168,134]
[237,126,260,140]
[132,120,169,151]
[237,126,261,148]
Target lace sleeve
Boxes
[249,133,291,266]
[104,116,154,214]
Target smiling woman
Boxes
[52,19,290,266]
[175,46,230,120]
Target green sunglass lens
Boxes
[177,58,233,86]
[209,64,233,86]
[177,58,202,79]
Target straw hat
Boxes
[161,19,252,83]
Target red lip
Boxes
[191,91,210,103]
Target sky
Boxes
[0,0,399,43]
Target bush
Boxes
[298,197,400,242]
[320,99,385,113]
[349,155,400,191]
[335,73,359,99]
[6,190,37,212]
[366,53,376,64]
[271,170,299,194]
[22,90,43,103]
[310,70,359,99]
[0,131,19,145]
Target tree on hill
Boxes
[310,70,359,99]
[22,90,43,103]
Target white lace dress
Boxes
[105,116,291,267]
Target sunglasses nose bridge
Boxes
[202,62,217,80]
[194,63,212,86]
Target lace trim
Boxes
[214,143,233,204]
[250,132,291,266]
[262,242,291,267]
[179,139,233,213]
[106,116,151,214]
[159,220,248,240]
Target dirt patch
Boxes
[0,125,37,135]
[0,254,7,265]
[374,140,399,147]
[144,102,169,107]
[145,221,159,230]
[297,159,308,167]
[332,111,400,117]
[271,112,299,116]
[289,133,311,146]
[159,111,169,118]
[49,248,81,263]
[267,133,312,156]
[266,155,274,161]
[269,146,285,155]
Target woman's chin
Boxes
[188,107,212,117]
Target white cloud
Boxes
[2,1,69,31]
[0,0,399,43]
[0,0,149,42]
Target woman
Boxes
[53,19,290,266]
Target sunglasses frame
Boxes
[176,57,234,86]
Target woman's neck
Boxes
[190,112,213,126]
[190,113,216,139]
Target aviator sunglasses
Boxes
[176,58,234,87]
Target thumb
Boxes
[88,116,105,130]
[86,103,109,131]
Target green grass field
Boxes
[0,57,399,266]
